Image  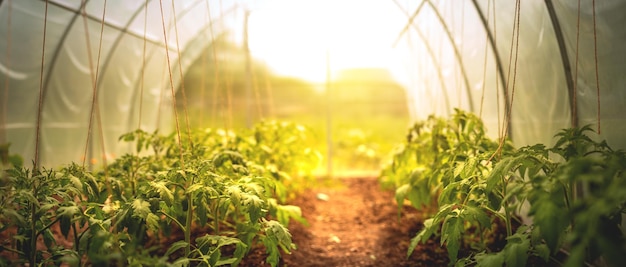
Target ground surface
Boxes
[240,177,450,267]
[0,177,558,266]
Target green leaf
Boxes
[533,243,550,262]
[226,185,243,207]
[415,218,436,244]
[43,228,56,248]
[213,151,245,167]
[243,193,265,222]
[275,204,307,226]
[69,174,83,192]
[263,219,294,252]
[455,157,478,180]
[12,234,27,243]
[165,240,188,257]
[9,154,23,168]
[172,257,190,267]
[462,205,491,229]
[243,182,265,196]
[504,234,530,267]
[186,183,204,194]
[146,213,160,233]
[262,237,281,267]
[441,214,463,263]
[1,209,25,225]
[215,258,238,266]
[59,215,71,238]
[84,172,101,199]
[529,193,567,252]
[57,205,80,238]
[406,181,430,209]
[131,199,151,219]
[150,181,174,205]
[439,181,461,205]
[261,220,295,267]
[502,182,526,211]
[17,190,39,207]
[407,233,422,258]
[475,252,505,267]
[36,203,58,218]
[57,205,81,218]
[486,155,521,193]
[195,235,247,266]
[196,198,209,226]
[486,191,502,211]
[562,244,586,267]
[395,183,410,205]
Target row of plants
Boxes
[381,109,625,267]
[0,120,320,266]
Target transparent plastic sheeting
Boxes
[0,0,243,167]
[1,0,625,169]
[395,0,626,150]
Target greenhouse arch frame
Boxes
[0,0,624,168]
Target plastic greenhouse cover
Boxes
[0,0,240,167]
[397,0,625,149]
[0,0,625,168]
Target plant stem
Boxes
[160,211,185,231]
[214,199,220,235]
[29,203,37,266]
[564,182,576,229]
[130,166,136,197]
[35,217,60,237]
[0,246,24,256]
[478,224,486,251]
[503,207,512,237]
[72,222,79,252]
[482,206,507,221]
[501,175,512,237]
[184,192,193,256]
[29,169,39,267]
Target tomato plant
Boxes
[0,120,318,267]
[384,111,626,267]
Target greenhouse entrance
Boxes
[1,1,625,267]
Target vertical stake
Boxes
[325,49,333,178]
[244,9,253,128]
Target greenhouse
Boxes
[1,0,625,266]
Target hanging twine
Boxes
[592,0,601,134]
[34,0,49,171]
[158,0,185,168]
[170,0,193,147]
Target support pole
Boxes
[244,9,253,128]
[325,50,333,178]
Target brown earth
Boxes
[2,177,442,267]
[240,177,451,267]
[1,177,561,266]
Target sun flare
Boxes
[247,0,407,84]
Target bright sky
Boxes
[247,0,409,84]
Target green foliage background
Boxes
[177,38,411,176]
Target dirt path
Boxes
[241,177,449,267]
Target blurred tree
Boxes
[178,37,410,175]
[327,68,411,174]
[331,68,409,118]
[177,34,321,129]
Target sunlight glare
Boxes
[248,0,408,84]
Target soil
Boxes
[1,177,557,266]
[240,177,451,267]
